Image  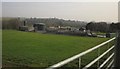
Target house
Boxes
[19,20,34,31]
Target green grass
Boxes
[2,30,109,67]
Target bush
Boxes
[2,18,20,30]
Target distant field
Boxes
[2,30,109,67]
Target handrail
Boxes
[98,53,114,69]
[83,46,114,69]
[47,37,116,69]
[107,59,114,68]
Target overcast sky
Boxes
[1,0,119,2]
[2,2,118,22]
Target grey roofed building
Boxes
[33,23,46,32]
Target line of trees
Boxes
[2,17,120,33]
[25,17,87,28]
[86,22,120,33]
[2,17,87,30]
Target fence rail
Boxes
[47,37,116,69]
[83,46,114,69]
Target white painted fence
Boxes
[47,37,116,69]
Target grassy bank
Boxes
[2,30,109,67]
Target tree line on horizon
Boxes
[2,17,120,33]
[86,22,120,33]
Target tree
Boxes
[2,18,20,30]
[86,22,95,31]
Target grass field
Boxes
[2,30,109,68]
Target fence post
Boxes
[114,31,120,68]
[79,57,81,69]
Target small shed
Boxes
[33,23,46,32]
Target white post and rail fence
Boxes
[47,32,120,69]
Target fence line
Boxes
[99,53,114,68]
[47,37,116,69]
[107,59,114,69]
[83,46,114,69]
